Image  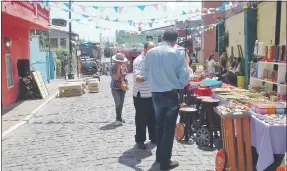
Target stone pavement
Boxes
[2,75,216,171]
[2,79,65,134]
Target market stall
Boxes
[212,91,286,171]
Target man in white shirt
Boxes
[133,41,156,149]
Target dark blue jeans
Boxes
[152,90,179,167]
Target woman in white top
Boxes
[207,54,216,78]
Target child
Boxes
[207,54,216,78]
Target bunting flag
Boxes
[137,5,146,11]
[92,6,98,10]
[153,4,158,10]
[82,14,89,18]
[79,5,86,12]
[148,22,153,28]
[105,16,110,20]
[49,2,246,25]
[114,6,119,13]
[73,19,220,36]
[128,20,133,26]
[63,2,70,9]
[119,7,123,14]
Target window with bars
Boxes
[50,38,58,49]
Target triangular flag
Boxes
[113,18,119,22]
[75,19,81,22]
[137,5,146,11]
[99,8,106,13]
[92,6,98,10]
[195,8,200,13]
[182,11,186,15]
[119,30,125,34]
[52,2,58,6]
[133,23,136,27]
[128,20,133,26]
[114,6,119,13]
[105,16,110,20]
[151,19,155,22]
[148,22,153,27]
[82,14,89,18]
[118,7,123,14]
[96,26,100,29]
[152,4,158,10]
[63,3,70,9]
[39,2,45,8]
[160,3,167,12]
[88,18,93,21]
[79,5,86,12]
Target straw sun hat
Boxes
[112,53,128,63]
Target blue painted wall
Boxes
[29,37,50,83]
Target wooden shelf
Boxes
[258,61,286,66]
[250,77,287,87]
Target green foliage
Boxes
[55,59,61,76]
[54,48,69,66]
[54,48,69,76]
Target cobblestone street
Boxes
[2,74,216,171]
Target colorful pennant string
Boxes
[49,2,245,25]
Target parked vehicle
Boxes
[81,58,98,76]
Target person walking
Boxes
[133,41,156,149]
[110,53,128,126]
[144,29,189,170]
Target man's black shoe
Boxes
[160,160,179,170]
[136,143,146,150]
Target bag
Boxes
[120,79,129,91]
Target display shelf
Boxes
[250,61,287,95]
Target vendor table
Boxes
[213,93,287,171]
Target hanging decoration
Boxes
[114,6,119,13]
[137,5,146,11]
[49,1,245,26]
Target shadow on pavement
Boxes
[99,122,121,130]
[118,143,158,171]
[1,101,24,116]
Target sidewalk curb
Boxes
[2,92,59,139]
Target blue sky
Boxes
[50,1,201,42]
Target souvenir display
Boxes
[253,114,286,125]
[216,102,249,116]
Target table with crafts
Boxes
[212,92,286,171]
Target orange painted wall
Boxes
[1,14,30,107]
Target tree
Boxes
[54,48,69,77]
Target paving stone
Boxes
[2,75,216,171]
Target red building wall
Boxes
[1,2,49,108]
[1,14,30,107]
[202,2,225,61]
[117,50,141,73]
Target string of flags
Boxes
[49,1,245,28]
[67,17,221,37]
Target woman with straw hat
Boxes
[110,53,129,126]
